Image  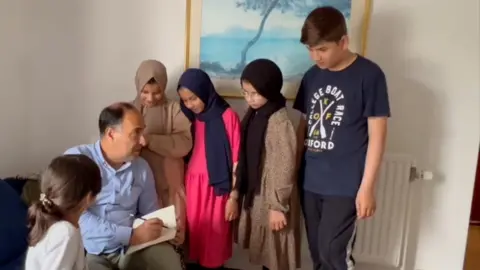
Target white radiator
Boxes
[353,153,417,268]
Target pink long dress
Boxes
[185,108,241,268]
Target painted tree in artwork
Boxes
[233,0,352,72]
[234,0,298,71]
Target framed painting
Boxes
[185,0,372,99]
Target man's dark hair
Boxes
[98,102,137,136]
[300,6,347,47]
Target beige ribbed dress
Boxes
[236,108,302,270]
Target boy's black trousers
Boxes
[301,190,357,270]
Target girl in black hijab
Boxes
[235,59,301,270]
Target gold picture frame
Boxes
[185,0,373,99]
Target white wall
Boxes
[0,1,28,176]
[21,0,187,170]
[0,0,478,269]
[369,1,479,269]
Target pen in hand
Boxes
[129,214,170,229]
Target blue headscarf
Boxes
[177,68,232,196]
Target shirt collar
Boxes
[94,140,132,172]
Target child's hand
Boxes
[170,217,185,246]
[269,210,287,231]
[356,186,376,219]
[225,197,238,221]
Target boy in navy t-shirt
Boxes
[294,6,390,270]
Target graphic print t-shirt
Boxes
[293,56,390,197]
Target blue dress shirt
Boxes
[64,141,159,255]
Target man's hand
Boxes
[356,186,376,219]
[130,218,163,245]
[269,210,287,231]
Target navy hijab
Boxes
[177,68,232,195]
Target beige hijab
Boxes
[133,59,168,111]
[132,60,189,229]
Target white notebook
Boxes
[125,205,177,255]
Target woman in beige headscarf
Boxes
[132,59,192,246]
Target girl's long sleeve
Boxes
[147,102,192,158]
[266,119,297,213]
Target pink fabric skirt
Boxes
[186,173,232,268]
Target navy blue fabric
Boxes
[0,253,26,270]
[293,56,390,197]
[177,68,232,195]
[0,180,28,268]
[3,178,27,196]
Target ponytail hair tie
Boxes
[39,193,53,207]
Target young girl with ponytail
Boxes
[25,154,102,270]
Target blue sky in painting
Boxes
[199,0,352,79]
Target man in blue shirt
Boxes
[294,7,390,270]
[65,102,182,270]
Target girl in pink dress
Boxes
[177,68,240,269]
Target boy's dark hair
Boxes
[98,102,137,136]
[300,6,348,47]
[27,154,102,246]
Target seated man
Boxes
[65,102,183,270]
